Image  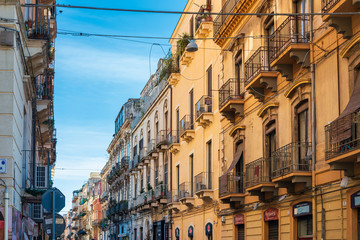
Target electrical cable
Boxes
[21,4,360,17]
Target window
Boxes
[297,215,312,239]
[176,165,180,195]
[155,161,159,186]
[190,154,194,196]
[31,203,43,219]
[190,89,194,125]
[133,145,137,157]
[265,120,277,158]
[176,108,180,135]
[207,66,212,97]
[235,51,243,94]
[165,157,168,186]
[35,166,47,188]
[190,16,194,38]
[207,141,212,189]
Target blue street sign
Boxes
[42,188,65,213]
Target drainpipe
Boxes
[31,98,36,188]
[309,0,321,239]
[169,85,173,240]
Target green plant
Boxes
[147,183,152,191]
[140,188,145,193]
[25,188,46,196]
[177,33,191,57]
[159,53,180,82]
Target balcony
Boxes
[179,182,195,207]
[195,172,213,201]
[147,139,159,158]
[36,71,54,122]
[325,110,360,176]
[156,130,169,150]
[167,190,181,211]
[179,51,195,66]
[23,6,56,75]
[195,96,213,128]
[154,184,168,204]
[219,78,244,123]
[322,0,359,39]
[179,115,195,142]
[245,47,279,101]
[219,172,245,206]
[245,157,275,200]
[271,142,312,191]
[121,156,129,168]
[213,0,256,47]
[100,190,109,203]
[116,200,129,214]
[269,16,310,80]
[167,131,180,154]
[195,5,213,38]
[139,147,148,166]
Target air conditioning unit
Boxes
[35,166,48,189]
[30,203,43,220]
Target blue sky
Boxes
[53,0,188,213]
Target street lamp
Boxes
[185,40,198,52]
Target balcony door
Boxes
[190,154,194,196]
[190,90,194,127]
[235,51,243,97]
[296,101,309,171]
[235,142,244,193]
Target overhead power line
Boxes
[21,3,360,16]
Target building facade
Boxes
[0,0,57,238]
[72,0,360,239]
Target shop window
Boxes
[237,224,245,240]
[293,202,312,240]
[297,215,312,240]
[234,214,245,240]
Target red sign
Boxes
[264,208,278,221]
[234,214,244,225]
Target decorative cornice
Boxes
[257,102,279,118]
[340,31,360,58]
[284,78,311,98]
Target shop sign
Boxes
[175,227,180,238]
[293,202,312,217]
[205,222,212,236]
[188,225,194,238]
[264,208,278,221]
[234,214,245,225]
[351,191,360,208]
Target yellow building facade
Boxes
[166,0,360,239]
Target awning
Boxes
[331,73,360,143]
[219,144,244,195]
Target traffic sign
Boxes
[43,213,66,237]
[42,188,65,213]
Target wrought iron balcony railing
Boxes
[322,0,341,12]
[325,110,360,160]
[219,172,245,197]
[179,182,193,199]
[24,5,56,40]
[147,139,157,155]
[167,190,180,203]
[36,71,54,101]
[245,46,273,85]
[195,96,212,119]
[213,0,243,36]
[195,172,213,192]
[121,156,129,167]
[132,155,139,169]
[154,184,167,199]
[167,131,180,145]
[269,16,310,63]
[139,147,148,161]
[219,78,244,109]
[245,157,271,189]
[156,130,168,147]
[271,142,312,179]
[195,5,212,33]
[179,115,194,137]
